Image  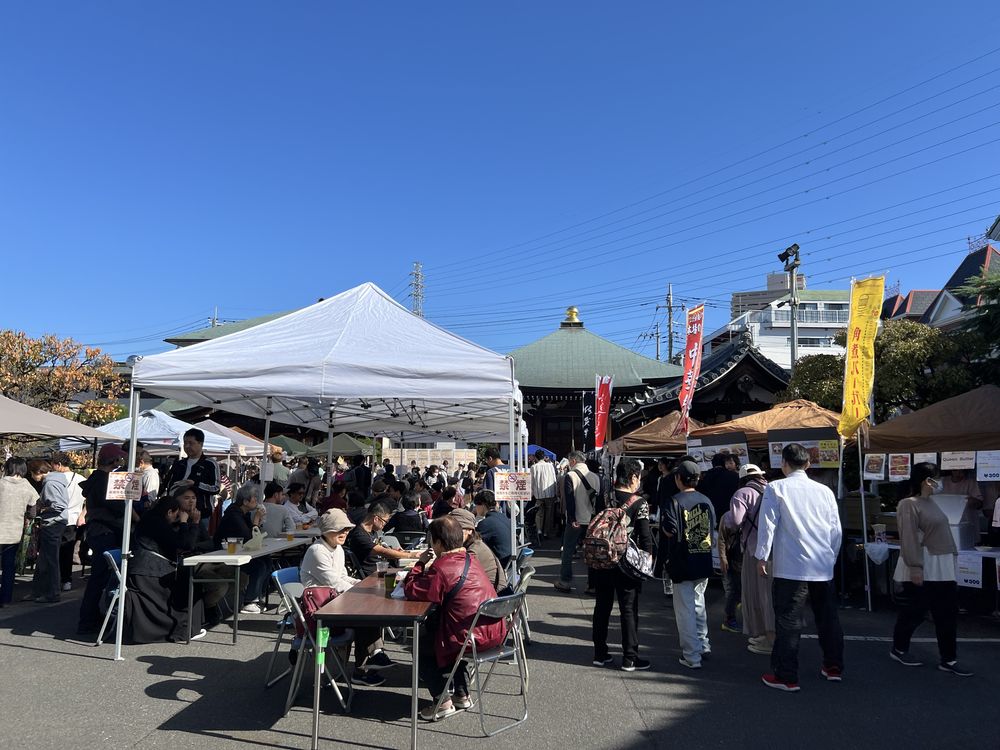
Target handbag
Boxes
[242,526,265,552]
[619,537,654,580]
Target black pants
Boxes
[417,631,469,699]
[59,525,80,585]
[771,577,843,683]
[892,581,958,663]
[33,520,66,599]
[592,567,641,662]
[78,531,117,632]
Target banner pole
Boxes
[858,438,872,612]
[113,374,141,661]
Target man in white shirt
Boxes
[530,451,558,539]
[755,443,844,692]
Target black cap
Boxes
[676,460,700,482]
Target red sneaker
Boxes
[761,673,800,692]
[821,666,843,682]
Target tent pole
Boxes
[261,398,273,480]
[858,439,872,613]
[113,378,142,661]
[327,411,335,475]
[507,397,517,568]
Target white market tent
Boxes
[109,282,527,660]
[0,394,119,441]
[195,418,266,457]
[61,409,232,455]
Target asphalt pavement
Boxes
[0,542,998,750]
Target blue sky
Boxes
[2,2,998,362]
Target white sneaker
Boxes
[240,603,263,614]
[62,582,72,592]
[190,629,208,641]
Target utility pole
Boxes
[638,322,662,360]
[410,261,425,317]
[655,284,677,361]
[777,243,801,376]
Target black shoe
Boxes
[592,656,613,667]
[889,649,922,667]
[365,650,396,671]
[621,658,651,672]
[938,661,973,677]
[353,669,386,687]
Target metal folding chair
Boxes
[264,566,300,688]
[393,531,427,550]
[283,588,354,716]
[429,592,528,737]
[95,549,124,647]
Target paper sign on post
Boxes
[863,454,886,480]
[107,471,142,501]
[888,454,911,482]
[956,553,983,589]
[493,471,531,512]
[975,451,1000,482]
[940,451,976,471]
[913,453,937,466]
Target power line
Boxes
[422,47,1000,275]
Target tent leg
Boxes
[507,398,517,572]
[857,440,872,613]
[261,399,273,467]
[326,415,335,474]
[113,383,141,661]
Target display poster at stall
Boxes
[956,552,983,589]
[863,454,886,480]
[107,471,142,501]
[975,450,1000,482]
[940,451,976,471]
[686,432,749,472]
[913,452,937,466]
[767,428,841,469]
[887,454,911,482]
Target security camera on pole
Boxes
[777,243,801,376]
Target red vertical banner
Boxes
[673,304,705,436]
[593,375,614,450]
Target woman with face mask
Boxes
[889,462,971,676]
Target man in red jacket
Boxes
[404,516,506,721]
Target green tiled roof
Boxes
[165,311,294,346]
[510,325,682,390]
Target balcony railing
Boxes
[770,309,849,324]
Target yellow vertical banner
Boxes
[838,276,884,438]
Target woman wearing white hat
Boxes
[729,464,773,655]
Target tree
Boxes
[778,319,981,422]
[955,269,1000,384]
[0,330,125,426]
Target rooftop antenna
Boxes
[410,262,425,317]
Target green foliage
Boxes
[955,269,1000,384]
[776,354,843,412]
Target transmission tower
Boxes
[410,261,425,317]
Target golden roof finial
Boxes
[564,306,580,324]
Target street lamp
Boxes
[777,244,801,376]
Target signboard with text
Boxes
[107,471,142,501]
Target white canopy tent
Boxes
[109,282,526,661]
[195,418,266,457]
[60,410,232,455]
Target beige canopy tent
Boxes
[0,394,118,441]
[606,411,704,455]
[867,385,1000,452]
[688,399,840,449]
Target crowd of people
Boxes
[0,431,981,715]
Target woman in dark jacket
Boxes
[403,516,506,721]
[591,458,654,672]
[125,490,206,643]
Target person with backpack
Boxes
[554,451,599,593]
[729,464,772,654]
[663,460,717,669]
[590,458,653,671]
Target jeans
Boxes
[0,543,18,605]
[536,496,558,537]
[673,578,709,664]
[591,567,641,662]
[33,519,67,599]
[242,557,270,605]
[722,565,742,620]
[559,524,585,584]
[418,632,469,699]
[79,531,118,631]
[892,581,958,663]
[771,577,844,683]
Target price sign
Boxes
[976,451,1000,482]
[107,471,142,501]
[956,553,983,589]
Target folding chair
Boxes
[95,549,124,647]
[429,592,528,737]
[283,590,354,716]
[394,531,427,550]
[264,567,300,688]
[344,549,364,579]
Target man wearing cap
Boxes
[450,508,507,592]
[730,463,773,654]
[663,460,717,669]
[755,443,844,692]
[301,510,395,685]
[76,443,129,635]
